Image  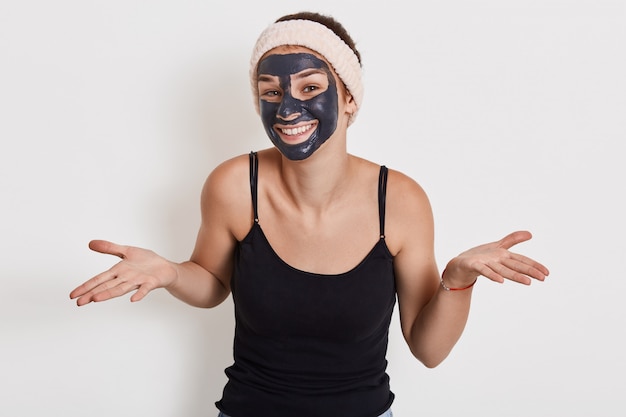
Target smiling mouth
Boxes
[276,121,317,139]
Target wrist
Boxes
[440,265,477,291]
[164,261,182,291]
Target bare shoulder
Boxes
[384,168,435,255]
[200,152,255,240]
[200,148,282,236]
[202,153,249,203]
[348,156,432,214]
[386,168,433,217]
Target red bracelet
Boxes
[440,268,477,291]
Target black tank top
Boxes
[216,152,396,417]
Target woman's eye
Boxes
[303,85,318,93]
[262,90,281,98]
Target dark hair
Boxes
[275,11,361,65]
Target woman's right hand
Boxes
[69,240,179,306]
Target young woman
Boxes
[70,11,549,417]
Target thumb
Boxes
[497,230,532,250]
[88,240,128,259]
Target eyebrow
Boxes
[293,68,327,80]
[257,74,278,83]
[257,68,326,82]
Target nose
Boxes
[276,91,301,121]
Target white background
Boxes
[1,0,624,416]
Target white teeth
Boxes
[281,124,313,136]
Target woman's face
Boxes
[256,47,344,161]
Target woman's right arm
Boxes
[70,155,251,308]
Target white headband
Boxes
[249,19,364,125]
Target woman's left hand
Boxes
[444,231,549,288]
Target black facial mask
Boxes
[257,53,339,161]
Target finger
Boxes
[74,278,138,306]
[475,260,533,285]
[495,261,533,285]
[89,275,140,303]
[88,240,128,259]
[489,256,547,285]
[71,272,121,305]
[75,294,95,306]
[69,268,117,300]
[497,230,533,250]
[475,261,529,285]
[473,263,505,284]
[71,261,133,302]
[69,258,129,298]
[505,254,550,279]
[129,282,157,302]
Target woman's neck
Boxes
[277,141,353,213]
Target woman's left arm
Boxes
[388,171,549,368]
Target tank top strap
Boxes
[378,165,388,239]
[249,151,259,223]
[249,154,386,232]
